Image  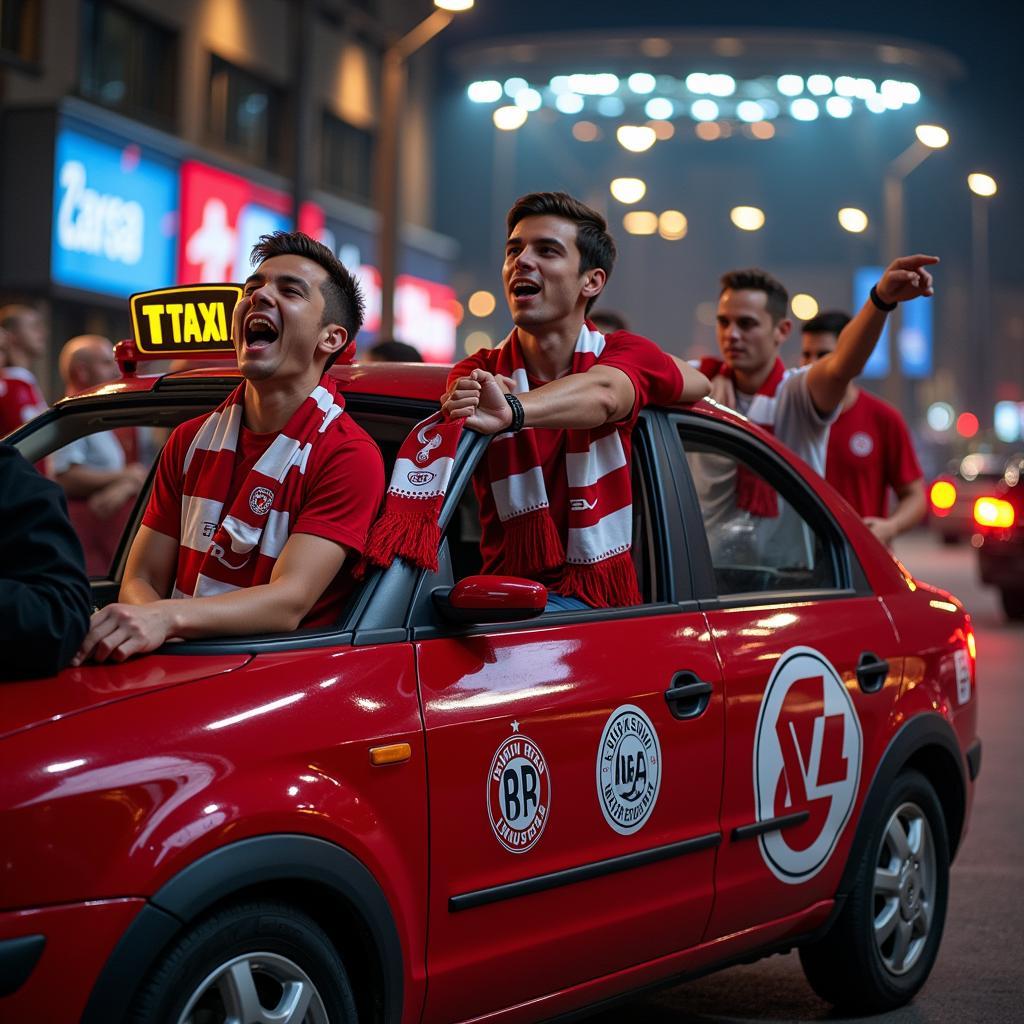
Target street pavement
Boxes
[587,529,1022,1024]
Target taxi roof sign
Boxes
[129,284,241,355]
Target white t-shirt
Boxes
[688,365,838,568]
[53,431,126,475]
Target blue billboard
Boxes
[854,266,889,379]
[51,123,179,297]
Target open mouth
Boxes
[243,313,280,349]
[511,279,541,299]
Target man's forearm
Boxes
[58,464,130,498]
[519,371,632,430]
[159,579,313,639]
[888,483,927,536]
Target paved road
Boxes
[587,530,1022,1024]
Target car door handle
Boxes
[856,651,889,694]
[665,671,714,720]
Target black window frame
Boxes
[78,0,179,130]
[665,412,871,609]
[320,108,376,204]
[206,52,289,173]
[1,0,43,71]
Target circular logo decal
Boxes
[754,646,863,884]
[248,486,274,516]
[487,729,551,854]
[596,704,661,835]
[849,431,874,457]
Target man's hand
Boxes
[864,516,899,546]
[73,601,176,665]
[875,254,939,305]
[88,476,140,518]
[442,369,515,434]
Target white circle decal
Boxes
[596,704,662,835]
[487,730,551,853]
[850,431,874,457]
[754,646,862,884]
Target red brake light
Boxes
[973,497,1015,529]
[930,480,957,511]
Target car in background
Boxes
[973,455,1024,619]
[929,452,1011,544]
[0,310,980,1024]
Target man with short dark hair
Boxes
[693,256,936,531]
[75,231,384,663]
[441,191,710,608]
[0,304,48,436]
[801,310,925,543]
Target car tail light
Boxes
[973,496,1015,529]
[930,479,957,512]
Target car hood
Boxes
[0,653,252,740]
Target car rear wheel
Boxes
[127,900,357,1024]
[1000,588,1024,620]
[799,770,949,1012]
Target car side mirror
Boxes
[433,575,548,624]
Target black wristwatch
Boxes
[869,284,897,312]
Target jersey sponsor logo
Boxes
[569,497,598,512]
[850,431,874,457]
[754,646,862,884]
[487,722,550,854]
[597,704,661,834]
[249,486,274,516]
[407,470,435,486]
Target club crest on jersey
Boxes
[754,646,862,884]
[487,727,551,854]
[596,705,661,834]
[850,432,874,457]
[248,486,274,516]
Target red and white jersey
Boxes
[826,390,922,519]
[0,368,46,436]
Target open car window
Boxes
[675,422,847,600]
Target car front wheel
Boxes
[128,900,357,1024]
[799,770,949,1012]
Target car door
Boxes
[669,414,901,942]
[413,414,726,1023]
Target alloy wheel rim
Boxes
[177,951,330,1024]
[872,800,937,976]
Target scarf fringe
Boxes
[559,550,642,609]
[361,503,442,574]
[499,508,566,578]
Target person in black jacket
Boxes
[1,444,92,679]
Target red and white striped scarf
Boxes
[700,355,785,517]
[363,325,641,607]
[173,374,345,598]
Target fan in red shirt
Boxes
[0,304,48,436]
[75,231,384,664]
[442,191,711,609]
[800,310,925,545]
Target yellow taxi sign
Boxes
[129,284,241,354]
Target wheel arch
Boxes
[838,713,967,903]
[81,834,403,1024]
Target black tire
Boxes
[128,900,357,1024]
[799,770,949,1013]
[1000,588,1024,620]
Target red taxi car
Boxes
[0,343,980,1023]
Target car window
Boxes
[679,429,838,597]
[440,414,668,606]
